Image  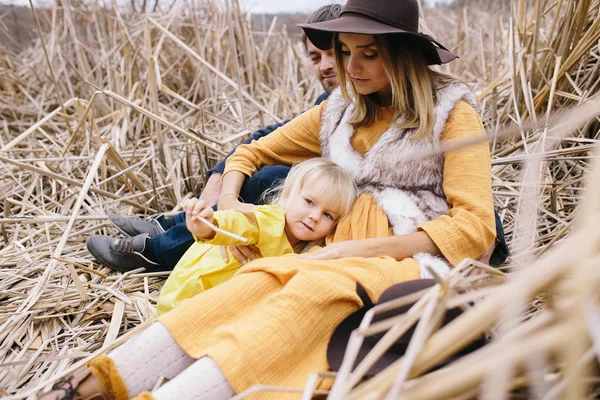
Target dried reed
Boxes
[0,0,316,396]
[0,0,599,399]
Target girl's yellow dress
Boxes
[157,206,294,314]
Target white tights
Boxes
[108,322,235,400]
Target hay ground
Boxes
[1,0,599,398]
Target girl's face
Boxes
[284,189,339,246]
[338,33,392,102]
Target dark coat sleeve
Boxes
[207,120,291,176]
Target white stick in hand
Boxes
[195,216,249,243]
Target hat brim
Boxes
[299,15,458,65]
[327,306,407,376]
[327,280,435,376]
[327,280,486,377]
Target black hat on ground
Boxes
[327,280,486,376]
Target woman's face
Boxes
[338,33,392,101]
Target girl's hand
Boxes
[299,240,377,260]
[183,198,215,239]
[219,244,262,265]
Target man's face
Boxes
[306,39,339,93]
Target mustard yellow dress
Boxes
[89,100,496,400]
[157,206,294,314]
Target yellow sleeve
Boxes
[205,209,261,246]
[204,206,288,249]
[419,101,496,265]
[224,102,325,177]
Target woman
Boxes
[41,0,495,399]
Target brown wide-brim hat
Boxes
[298,0,457,65]
[327,280,486,376]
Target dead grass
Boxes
[0,0,599,398]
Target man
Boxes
[86,4,343,272]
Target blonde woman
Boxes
[39,0,495,399]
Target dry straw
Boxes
[0,0,599,398]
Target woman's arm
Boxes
[303,101,495,263]
[300,231,440,261]
[419,101,496,265]
[222,103,325,179]
[206,120,292,176]
[218,171,249,211]
[218,103,324,211]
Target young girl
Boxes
[157,158,357,314]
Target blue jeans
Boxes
[153,166,290,271]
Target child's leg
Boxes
[141,357,234,400]
[106,322,195,398]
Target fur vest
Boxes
[320,80,479,279]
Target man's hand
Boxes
[183,198,216,240]
[199,173,223,208]
[219,244,262,265]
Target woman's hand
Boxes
[299,240,378,260]
[183,198,215,240]
[217,171,256,212]
[217,193,257,213]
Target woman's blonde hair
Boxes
[334,33,451,140]
[268,158,357,220]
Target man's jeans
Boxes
[153,166,290,271]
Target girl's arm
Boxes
[185,198,266,247]
[183,198,217,240]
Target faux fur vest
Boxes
[320,80,479,279]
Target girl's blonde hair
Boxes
[334,33,454,140]
[268,158,357,220]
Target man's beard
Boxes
[320,72,338,94]
[321,79,337,93]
